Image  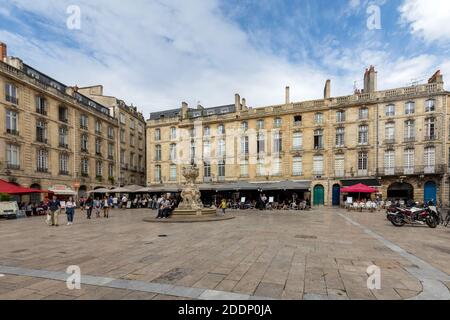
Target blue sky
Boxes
[0,0,449,114]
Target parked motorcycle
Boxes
[387,202,441,228]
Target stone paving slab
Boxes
[1,208,449,300]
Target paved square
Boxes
[1,208,450,300]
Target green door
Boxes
[313,185,325,206]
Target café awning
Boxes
[0,179,49,195]
[87,188,112,194]
[341,183,378,193]
[48,185,77,195]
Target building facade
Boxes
[0,42,119,199]
[78,86,146,186]
[146,67,450,206]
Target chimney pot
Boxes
[285,86,290,104]
[0,42,7,61]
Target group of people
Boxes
[79,196,112,219]
[35,195,77,227]
[155,194,177,219]
[215,194,310,211]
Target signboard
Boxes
[269,197,274,203]
[49,185,76,195]
[346,197,353,204]
[126,201,132,209]
[241,197,246,203]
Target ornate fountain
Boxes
[172,163,217,217]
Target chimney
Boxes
[428,70,443,84]
[285,86,290,104]
[0,42,7,61]
[241,98,247,109]
[181,101,188,119]
[235,93,241,111]
[324,79,331,99]
[363,65,377,93]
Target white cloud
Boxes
[399,0,450,43]
[1,0,448,116]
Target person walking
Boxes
[103,196,110,218]
[85,196,93,219]
[219,198,227,215]
[94,197,101,218]
[121,195,128,209]
[48,195,61,227]
[66,196,75,226]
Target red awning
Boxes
[341,183,377,193]
[0,179,49,195]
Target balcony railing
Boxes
[59,143,69,149]
[424,135,437,141]
[384,138,395,144]
[6,129,19,136]
[59,170,69,176]
[36,108,47,116]
[81,148,89,153]
[108,155,114,160]
[7,164,20,170]
[80,125,88,130]
[37,167,48,173]
[81,172,89,178]
[59,117,68,123]
[6,95,18,105]
[404,136,416,143]
[380,165,445,176]
[36,137,48,144]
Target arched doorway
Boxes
[424,181,437,205]
[78,185,87,199]
[313,185,325,206]
[387,182,414,201]
[29,184,41,203]
[332,184,341,206]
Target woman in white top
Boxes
[65,197,75,226]
[103,196,110,218]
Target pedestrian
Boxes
[66,196,75,225]
[85,196,93,219]
[219,198,227,215]
[121,195,128,209]
[94,197,101,218]
[112,195,118,209]
[48,195,61,227]
[79,196,85,215]
[103,196,110,218]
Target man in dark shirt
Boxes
[48,195,61,226]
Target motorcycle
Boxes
[387,202,441,228]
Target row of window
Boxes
[153,118,438,158]
[119,113,144,133]
[153,147,438,182]
[5,144,114,177]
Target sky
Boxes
[0,0,449,116]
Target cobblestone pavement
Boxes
[1,207,450,300]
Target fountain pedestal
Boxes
[172,164,217,218]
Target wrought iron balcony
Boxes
[6,129,19,136]
[59,143,69,149]
[404,136,416,143]
[36,108,47,116]
[59,170,70,176]
[379,165,445,176]
[37,167,48,173]
[424,135,437,141]
[384,138,395,144]
[7,163,20,170]
[36,137,48,144]
[6,95,18,105]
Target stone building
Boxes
[0,42,119,199]
[146,66,450,206]
[78,86,146,186]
